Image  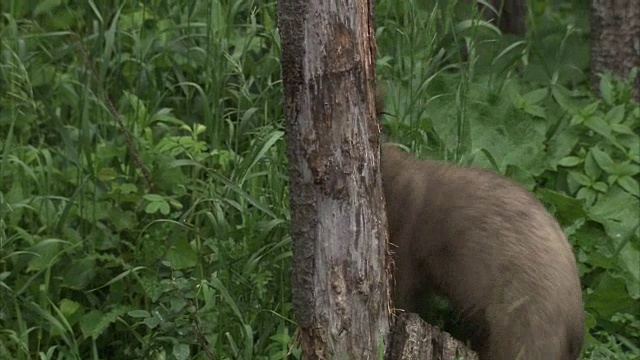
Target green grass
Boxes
[1,0,638,359]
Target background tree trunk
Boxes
[278,0,391,358]
[590,0,640,101]
[483,0,527,36]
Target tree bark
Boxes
[278,0,391,358]
[386,314,478,360]
[279,0,484,358]
[590,0,640,101]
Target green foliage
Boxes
[1,0,638,359]
[550,73,640,359]
[1,1,291,359]
[377,0,639,358]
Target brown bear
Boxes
[382,143,584,360]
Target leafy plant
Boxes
[377,1,639,358]
[1,1,290,359]
[1,0,637,359]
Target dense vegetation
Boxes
[0,0,638,359]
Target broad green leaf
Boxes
[617,176,639,197]
[570,114,585,126]
[547,125,581,168]
[59,299,81,318]
[584,116,612,138]
[27,239,67,272]
[165,238,198,270]
[599,76,614,105]
[613,162,640,177]
[79,310,104,339]
[523,104,546,119]
[557,156,582,167]
[98,168,118,182]
[552,85,580,115]
[569,171,592,186]
[611,123,635,135]
[143,194,164,202]
[145,202,160,214]
[61,258,96,290]
[584,152,603,179]
[118,8,156,31]
[576,187,596,205]
[590,147,615,172]
[588,273,635,318]
[590,187,640,242]
[592,181,608,193]
[127,310,151,318]
[174,344,190,360]
[522,88,548,104]
[537,189,587,227]
[143,313,161,329]
[619,242,640,299]
[581,101,600,117]
[605,105,625,124]
[158,201,170,215]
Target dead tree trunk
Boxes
[387,314,478,360]
[590,0,640,101]
[278,0,391,358]
[279,0,481,358]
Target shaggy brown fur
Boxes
[381,143,584,360]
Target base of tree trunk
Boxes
[386,313,478,360]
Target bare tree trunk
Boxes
[483,0,527,36]
[279,0,485,358]
[278,0,391,358]
[591,0,640,101]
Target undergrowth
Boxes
[0,0,638,359]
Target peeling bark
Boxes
[387,314,479,360]
[278,0,390,358]
[279,0,486,358]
